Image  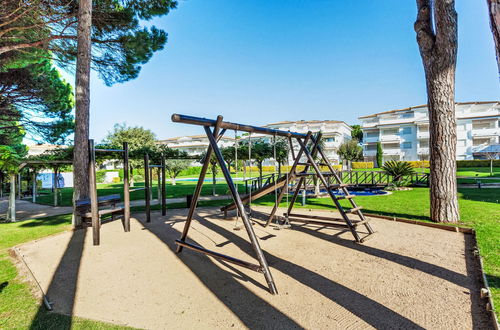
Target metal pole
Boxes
[144,153,151,222]
[161,156,166,216]
[176,116,223,253]
[89,139,100,245]
[123,142,130,232]
[205,125,278,295]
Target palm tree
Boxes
[382,161,415,183]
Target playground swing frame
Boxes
[172,114,377,294]
[87,139,131,245]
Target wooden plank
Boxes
[288,217,349,228]
[285,212,346,222]
[175,241,263,273]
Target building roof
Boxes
[358,101,499,119]
[263,119,347,127]
[157,134,235,143]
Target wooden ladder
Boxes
[290,135,376,243]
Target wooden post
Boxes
[123,142,130,232]
[53,167,58,207]
[161,156,166,216]
[32,169,37,203]
[144,154,151,222]
[150,167,154,202]
[157,168,161,202]
[89,139,100,245]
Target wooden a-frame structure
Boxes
[172,114,376,294]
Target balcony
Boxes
[417,131,429,139]
[380,135,400,142]
[363,150,377,157]
[418,147,429,154]
[472,128,499,137]
[364,135,380,143]
[382,149,401,156]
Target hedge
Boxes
[352,162,374,169]
[456,159,500,168]
[407,161,430,168]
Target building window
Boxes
[365,144,377,151]
[401,127,412,135]
[402,142,412,149]
[325,137,335,142]
[420,140,429,148]
[400,112,414,119]
[366,131,379,138]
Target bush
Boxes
[96,171,106,183]
[407,161,430,168]
[352,162,374,169]
[457,160,500,168]
[179,166,202,176]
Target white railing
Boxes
[472,128,499,137]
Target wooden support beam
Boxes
[175,240,263,273]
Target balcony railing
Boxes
[472,128,499,137]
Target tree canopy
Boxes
[0,0,178,86]
[0,55,74,143]
[336,139,362,162]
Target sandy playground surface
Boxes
[14,207,492,329]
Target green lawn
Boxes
[2,187,499,326]
[34,180,247,207]
[0,215,136,329]
[253,187,500,316]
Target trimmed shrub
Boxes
[407,161,430,168]
[352,162,374,169]
[457,160,500,168]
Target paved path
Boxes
[0,194,233,221]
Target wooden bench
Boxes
[75,194,124,226]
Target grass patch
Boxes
[254,187,500,315]
[33,181,247,207]
[0,214,136,329]
[2,186,499,323]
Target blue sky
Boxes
[75,0,498,142]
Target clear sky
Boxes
[75,0,499,142]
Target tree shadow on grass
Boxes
[160,210,425,329]
[458,188,500,205]
[29,229,86,330]
[18,214,72,228]
[0,281,8,293]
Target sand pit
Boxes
[14,207,491,329]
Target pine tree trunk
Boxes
[415,0,459,222]
[487,0,500,77]
[72,0,93,227]
[7,173,16,222]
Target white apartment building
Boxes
[156,134,235,156]
[360,101,500,164]
[262,120,352,164]
[158,120,352,165]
